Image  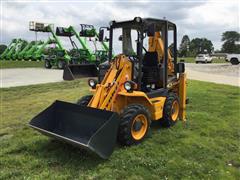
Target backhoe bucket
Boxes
[29,100,120,159]
[63,64,98,80]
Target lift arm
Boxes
[60,26,95,54]
[24,41,44,59]
[89,55,132,110]
[33,37,56,58]
[45,25,71,61]
[56,25,97,61]
[6,39,22,59]
[70,26,93,54]
[18,41,30,56]
[12,40,28,59]
[18,41,35,59]
[46,26,65,50]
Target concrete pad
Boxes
[185,63,240,87]
[0,68,63,88]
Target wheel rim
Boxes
[131,114,148,140]
[171,100,179,121]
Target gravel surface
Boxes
[1,68,63,88]
[0,63,239,88]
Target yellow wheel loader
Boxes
[29,17,187,159]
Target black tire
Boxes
[76,95,93,106]
[161,93,180,127]
[196,61,199,64]
[118,104,151,146]
[57,60,66,69]
[44,60,52,69]
[230,58,239,65]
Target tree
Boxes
[0,44,7,54]
[189,38,214,56]
[221,31,240,53]
[178,35,190,57]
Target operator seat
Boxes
[141,52,163,91]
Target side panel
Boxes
[179,73,187,121]
[115,91,166,120]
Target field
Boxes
[0,79,240,179]
[0,60,44,69]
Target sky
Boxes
[0,0,239,50]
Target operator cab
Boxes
[99,17,184,93]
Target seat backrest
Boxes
[143,52,159,66]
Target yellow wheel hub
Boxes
[171,100,179,121]
[131,114,148,140]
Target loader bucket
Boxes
[29,100,120,159]
[63,64,98,80]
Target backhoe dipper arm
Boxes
[148,32,174,73]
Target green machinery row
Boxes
[0,22,109,70]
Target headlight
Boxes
[124,81,136,92]
[124,82,132,91]
[88,79,97,88]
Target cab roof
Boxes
[111,17,176,31]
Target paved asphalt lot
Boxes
[1,68,63,88]
[1,63,239,88]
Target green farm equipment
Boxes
[29,21,71,69]
[12,39,28,60]
[3,39,21,60]
[56,25,96,64]
[59,24,109,80]
[18,41,36,60]
[24,40,44,60]
[32,38,56,61]
[0,39,16,60]
[56,25,97,77]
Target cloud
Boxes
[1,0,239,50]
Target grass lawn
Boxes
[180,57,227,63]
[0,79,240,179]
[0,60,44,69]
